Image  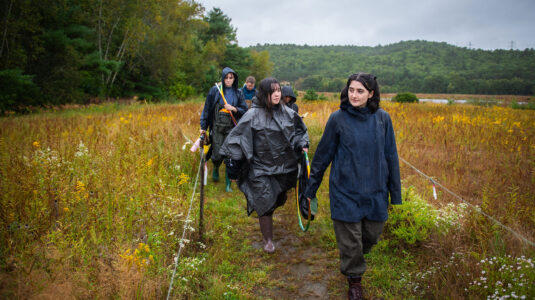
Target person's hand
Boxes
[224,103,237,113]
[302,147,308,153]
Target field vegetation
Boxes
[0,97,534,299]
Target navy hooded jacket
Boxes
[281,86,298,113]
[304,100,402,223]
[200,67,248,131]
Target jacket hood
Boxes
[281,86,296,104]
[222,67,239,90]
[340,100,371,120]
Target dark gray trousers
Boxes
[332,219,385,278]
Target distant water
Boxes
[419,99,467,104]
[384,98,528,105]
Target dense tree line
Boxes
[250,41,535,95]
[0,1,272,111]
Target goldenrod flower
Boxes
[178,173,189,185]
[33,141,40,148]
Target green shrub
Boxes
[318,93,328,100]
[169,82,195,100]
[511,100,535,110]
[386,187,437,245]
[303,89,319,100]
[392,92,419,103]
[0,69,40,112]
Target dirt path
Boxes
[234,191,347,299]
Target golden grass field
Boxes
[0,98,534,298]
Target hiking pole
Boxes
[198,133,206,241]
[214,83,238,126]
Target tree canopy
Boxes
[250,41,535,95]
[0,1,272,111]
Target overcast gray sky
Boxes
[196,0,535,50]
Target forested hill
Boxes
[249,41,535,95]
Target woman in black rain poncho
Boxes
[220,77,309,253]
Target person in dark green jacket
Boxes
[304,73,401,300]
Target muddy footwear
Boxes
[263,239,275,253]
[212,167,219,182]
[225,172,232,192]
[259,216,275,253]
[347,277,364,300]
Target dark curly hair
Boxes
[340,72,380,113]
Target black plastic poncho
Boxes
[220,98,309,216]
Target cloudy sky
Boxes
[196,0,535,50]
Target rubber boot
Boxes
[225,171,232,192]
[259,216,275,253]
[347,277,363,300]
[212,166,219,182]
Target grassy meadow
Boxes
[0,98,534,299]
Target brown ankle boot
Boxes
[347,277,363,300]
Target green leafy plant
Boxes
[303,89,319,100]
[392,92,419,103]
[386,187,437,245]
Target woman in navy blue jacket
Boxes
[304,73,401,300]
[200,67,248,191]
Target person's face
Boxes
[348,80,373,108]
[224,73,235,87]
[284,96,292,104]
[269,84,282,105]
[245,81,254,90]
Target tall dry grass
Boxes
[0,99,533,298]
[0,103,203,298]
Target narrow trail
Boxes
[204,178,351,299]
[247,201,345,300]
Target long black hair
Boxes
[256,77,281,114]
[340,72,380,113]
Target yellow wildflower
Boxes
[33,141,40,148]
[432,115,445,124]
[63,207,69,212]
[178,173,189,185]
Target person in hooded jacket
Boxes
[220,77,309,253]
[281,85,298,113]
[200,67,248,192]
[304,73,401,300]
